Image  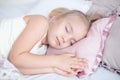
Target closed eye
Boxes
[70,39,76,45]
[65,24,72,33]
[65,26,69,32]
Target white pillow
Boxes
[28,0,92,17]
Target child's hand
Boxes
[54,53,88,74]
[53,67,84,77]
[53,67,75,76]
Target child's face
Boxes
[47,16,87,49]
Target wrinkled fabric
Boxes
[47,15,116,78]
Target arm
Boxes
[19,67,54,75]
[19,67,76,76]
[8,15,55,68]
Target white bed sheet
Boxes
[0,0,119,80]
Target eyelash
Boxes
[70,40,75,45]
[70,42,73,45]
[65,26,68,32]
[66,26,71,33]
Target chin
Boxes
[50,44,60,49]
[49,41,57,48]
[52,45,66,49]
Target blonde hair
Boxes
[48,7,70,19]
[49,7,90,31]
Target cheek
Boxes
[74,30,87,40]
[60,42,71,49]
[79,31,87,39]
[47,32,57,47]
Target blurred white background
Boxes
[0,0,40,19]
[0,0,39,6]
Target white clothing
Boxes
[0,16,47,60]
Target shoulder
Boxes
[24,15,48,28]
[24,15,47,22]
[24,15,49,32]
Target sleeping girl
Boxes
[0,7,90,77]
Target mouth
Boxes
[56,37,60,46]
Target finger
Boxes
[70,61,86,68]
[54,68,73,76]
[65,53,75,57]
[70,63,82,69]
[77,59,88,68]
[79,62,88,69]
[72,68,82,73]
[72,58,87,64]
[77,60,88,68]
[67,68,77,75]
[70,62,88,69]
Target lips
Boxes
[56,37,60,46]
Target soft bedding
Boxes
[46,15,116,78]
[0,0,92,80]
[0,0,120,80]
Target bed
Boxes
[0,0,120,80]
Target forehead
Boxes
[55,16,87,41]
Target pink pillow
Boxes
[46,15,116,78]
